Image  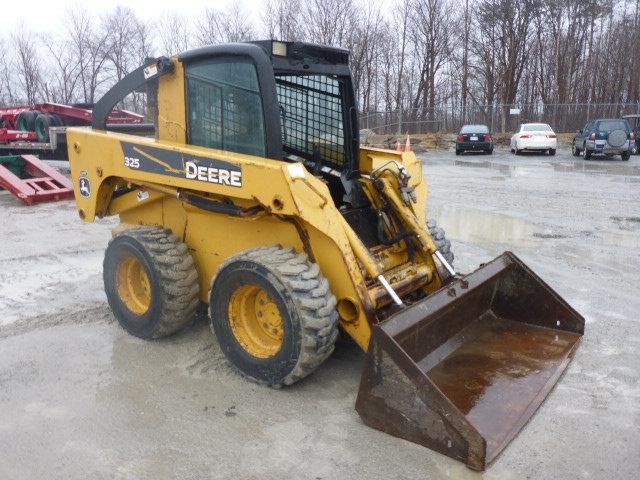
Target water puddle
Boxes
[429,204,539,249]
[451,159,515,176]
[429,204,640,250]
[551,160,640,177]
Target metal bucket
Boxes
[356,252,584,470]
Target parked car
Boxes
[510,123,557,155]
[622,114,639,154]
[572,118,635,160]
[455,124,493,155]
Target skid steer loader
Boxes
[66,41,584,470]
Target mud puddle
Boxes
[429,204,639,250]
[551,160,640,177]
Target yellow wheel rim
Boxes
[116,255,152,315]
[228,285,284,359]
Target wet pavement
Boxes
[0,147,639,479]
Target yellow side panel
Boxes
[157,59,187,144]
[305,225,373,350]
[184,212,303,302]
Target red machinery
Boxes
[0,102,143,131]
[0,154,74,205]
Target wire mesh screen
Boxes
[276,75,345,168]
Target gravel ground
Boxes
[0,147,638,479]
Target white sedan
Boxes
[510,123,557,156]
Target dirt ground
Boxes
[361,131,576,151]
[1,149,639,480]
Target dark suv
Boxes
[455,124,493,155]
[572,118,635,160]
[623,115,639,154]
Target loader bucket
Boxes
[356,252,584,471]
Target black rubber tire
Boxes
[583,146,592,160]
[35,114,52,142]
[50,114,63,126]
[621,151,630,161]
[455,149,461,155]
[427,219,454,265]
[103,226,199,339]
[209,246,339,387]
[486,149,493,155]
[17,110,38,131]
[549,148,556,156]
[572,144,581,156]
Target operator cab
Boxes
[178,40,368,209]
[92,40,373,233]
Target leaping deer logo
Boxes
[79,177,91,198]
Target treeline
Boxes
[1,0,639,126]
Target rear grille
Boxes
[275,75,345,168]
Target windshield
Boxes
[461,125,488,133]
[597,120,628,132]
[522,124,552,132]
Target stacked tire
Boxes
[17,110,63,142]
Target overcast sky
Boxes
[7,0,264,33]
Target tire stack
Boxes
[17,110,63,142]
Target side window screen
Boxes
[276,75,345,168]
[186,61,266,157]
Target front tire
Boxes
[209,246,339,387]
[103,226,200,339]
[427,219,454,265]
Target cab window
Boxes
[186,60,266,157]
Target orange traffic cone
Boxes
[395,140,403,152]
[405,134,411,151]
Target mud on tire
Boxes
[103,226,200,339]
[209,245,339,387]
[427,219,454,265]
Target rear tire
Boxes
[486,149,493,155]
[103,226,199,339]
[455,149,461,156]
[427,219,454,265]
[209,246,339,387]
[572,144,580,156]
[548,148,556,156]
[582,145,592,160]
[621,151,630,161]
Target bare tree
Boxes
[157,13,191,55]
[12,24,43,104]
[42,35,81,104]
[262,0,304,41]
[196,4,255,45]
[65,8,111,104]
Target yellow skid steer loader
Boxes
[67,41,584,470]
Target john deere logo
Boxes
[79,177,91,198]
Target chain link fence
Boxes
[360,102,640,135]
